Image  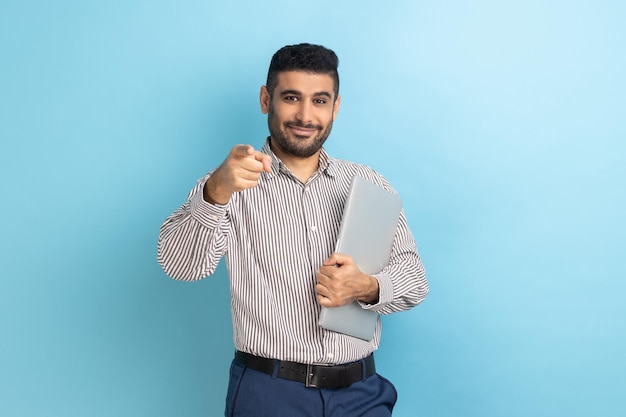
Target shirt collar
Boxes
[260,137,337,180]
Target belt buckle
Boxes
[305,364,318,388]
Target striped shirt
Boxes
[157,139,428,365]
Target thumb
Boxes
[323,253,340,266]
[325,252,353,266]
[254,152,273,173]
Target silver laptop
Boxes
[318,175,403,340]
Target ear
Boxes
[332,94,341,121]
[260,85,270,114]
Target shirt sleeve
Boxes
[157,174,231,281]
[359,209,429,314]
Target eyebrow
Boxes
[279,89,333,99]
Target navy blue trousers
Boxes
[225,358,397,417]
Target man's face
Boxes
[260,71,341,158]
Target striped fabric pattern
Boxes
[157,139,428,365]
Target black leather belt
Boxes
[234,351,376,389]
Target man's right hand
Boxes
[203,145,273,204]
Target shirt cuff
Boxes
[189,188,228,228]
[358,273,393,311]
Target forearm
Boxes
[357,275,380,305]
[203,170,234,205]
[360,214,429,313]
[157,178,230,281]
[368,251,428,314]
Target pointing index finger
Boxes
[232,144,254,158]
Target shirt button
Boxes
[210,215,219,221]
[327,352,334,359]
[311,225,317,232]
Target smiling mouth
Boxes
[285,122,321,137]
[289,126,317,137]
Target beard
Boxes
[267,104,334,158]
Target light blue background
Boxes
[1,1,624,416]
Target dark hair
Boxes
[266,43,340,99]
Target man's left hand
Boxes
[315,253,380,307]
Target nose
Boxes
[295,101,313,124]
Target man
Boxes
[157,43,428,417]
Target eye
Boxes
[284,95,299,102]
[314,98,328,105]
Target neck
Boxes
[269,139,320,183]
